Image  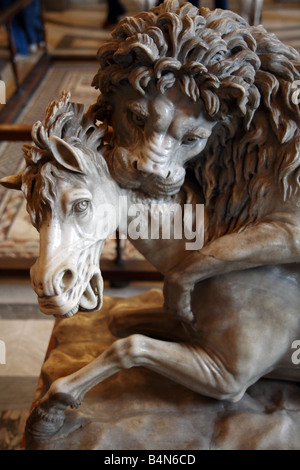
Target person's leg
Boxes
[10,13,29,55]
[214,0,227,8]
[106,0,126,23]
[31,0,45,44]
[0,0,11,9]
[156,1,199,5]
[21,4,38,50]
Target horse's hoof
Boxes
[25,405,65,439]
[25,391,75,439]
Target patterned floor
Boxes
[0,0,299,450]
[0,275,54,449]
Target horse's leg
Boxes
[26,333,246,439]
[26,305,193,440]
[26,338,132,439]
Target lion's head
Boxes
[92,0,300,240]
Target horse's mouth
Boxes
[78,273,103,314]
[38,273,103,318]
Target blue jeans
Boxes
[106,0,126,22]
[156,1,228,8]
[1,0,44,55]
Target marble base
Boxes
[25,290,300,450]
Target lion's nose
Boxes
[134,159,171,179]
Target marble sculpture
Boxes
[0,0,299,445]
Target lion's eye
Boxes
[73,200,89,213]
[132,112,146,127]
[182,135,199,145]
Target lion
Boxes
[91,0,300,322]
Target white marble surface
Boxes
[25,290,300,450]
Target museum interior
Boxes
[0,0,299,450]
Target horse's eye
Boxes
[73,200,89,213]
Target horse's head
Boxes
[0,93,119,318]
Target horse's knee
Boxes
[210,373,248,402]
[112,334,149,369]
[218,384,247,402]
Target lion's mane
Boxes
[92,0,300,242]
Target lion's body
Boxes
[92,0,300,226]
[91,1,300,321]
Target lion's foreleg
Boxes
[164,219,300,321]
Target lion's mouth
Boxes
[145,174,185,196]
[108,147,185,196]
[38,273,103,318]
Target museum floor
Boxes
[0,0,299,450]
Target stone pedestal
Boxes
[25,290,300,450]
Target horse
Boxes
[1,94,299,438]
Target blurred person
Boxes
[240,0,263,25]
[0,0,44,56]
[103,0,126,29]
[214,0,227,7]
[156,1,228,8]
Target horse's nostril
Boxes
[61,269,74,289]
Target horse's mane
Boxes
[22,92,107,229]
[92,0,300,242]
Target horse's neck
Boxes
[121,185,203,274]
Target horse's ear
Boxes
[0,172,23,190]
[49,135,86,174]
